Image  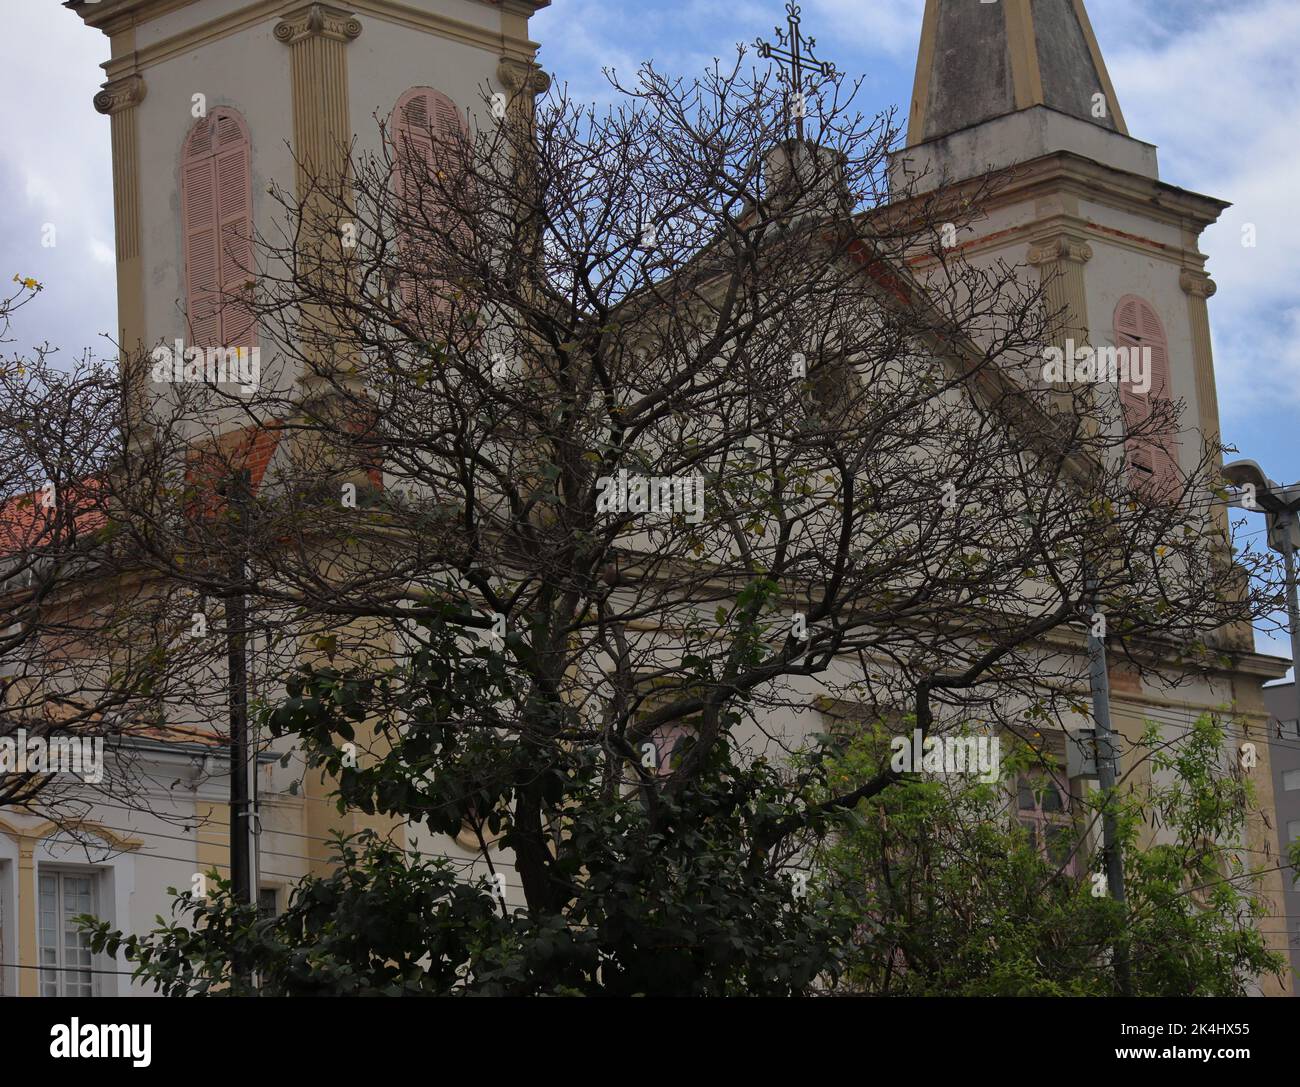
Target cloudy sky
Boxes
[4,0,1298,666]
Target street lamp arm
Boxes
[1222,458,1276,493]
[1222,458,1296,513]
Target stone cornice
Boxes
[889,149,1229,237]
[65,0,194,32]
[67,0,546,32]
[93,73,146,116]
[887,155,1226,273]
[96,0,541,80]
[274,3,362,46]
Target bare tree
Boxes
[68,48,1280,930]
[0,286,201,825]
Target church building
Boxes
[0,0,1286,997]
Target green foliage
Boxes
[813,714,1284,996]
[86,610,851,995]
[82,605,1282,996]
[83,837,504,997]
[87,780,850,996]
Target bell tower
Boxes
[894,0,1292,996]
[908,0,1129,146]
[894,0,1222,468]
[66,0,550,876]
[67,0,550,356]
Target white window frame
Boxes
[1017,771,1078,877]
[257,885,280,918]
[33,831,130,998]
[0,833,19,998]
[38,867,100,998]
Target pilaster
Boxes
[1180,269,1221,450]
[1027,232,1094,347]
[275,3,363,397]
[274,4,362,200]
[16,839,35,997]
[94,73,147,352]
[1028,232,1094,424]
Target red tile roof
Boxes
[0,477,107,558]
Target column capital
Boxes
[274,3,362,46]
[1180,268,1218,299]
[93,74,146,116]
[497,56,551,97]
[1027,233,1093,267]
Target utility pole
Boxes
[1085,567,1132,996]
[1223,460,1300,725]
[1275,509,1300,723]
[221,468,253,908]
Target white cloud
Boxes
[0,4,114,358]
[814,0,925,59]
[1092,0,1300,418]
[88,238,115,267]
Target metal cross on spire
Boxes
[756,3,837,142]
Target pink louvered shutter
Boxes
[182,109,253,351]
[392,88,468,316]
[395,90,438,312]
[397,89,436,194]
[215,113,255,347]
[433,93,471,261]
[182,119,221,348]
[1115,296,1177,499]
[432,92,463,182]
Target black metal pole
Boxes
[225,469,252,908]
[1086,567,1132,995]
[1277,511,1300,727]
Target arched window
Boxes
[1017,772,1077,876]
[390,87,469,315]
[647,722,693,777]
[626,681,699,788]
[1114,295,1175,496]
[181,108,254,349]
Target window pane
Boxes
[1044,823,1073,866]
[1017,781,1035,810]
[39,875,60,997]
[66,877,94,996]
[1284,769,1300,792]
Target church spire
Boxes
[907,0,1127,147]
